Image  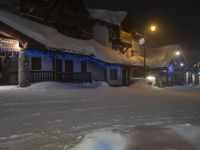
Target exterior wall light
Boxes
[175,51,180,56]
[180,63,184,67]
[146,75,156,85]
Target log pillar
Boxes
[18,50,30,87]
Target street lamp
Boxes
[150,25,156,32]
[139,25,157,78]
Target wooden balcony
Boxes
[119,30,132,46]
[29,71,55,82]
[112,30,132,48]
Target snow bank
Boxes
[66,124,200,150]
[168,124,200,149]
[131,79,158,89]
[0,85,19,90]
[66,130,127,150]
[28,81,109,91]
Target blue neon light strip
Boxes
[24,49,120,69]
[168,63,174,74]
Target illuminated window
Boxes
[110,69,118,80]
[31,57,41,70]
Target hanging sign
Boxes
[0,38,19,49]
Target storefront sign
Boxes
[0,38,19,49]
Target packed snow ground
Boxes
[0,81,200,150]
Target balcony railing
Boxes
[29,71,92,83]
[119,30,132,45]
[29,71,55,82]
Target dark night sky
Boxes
[86,0,200,52]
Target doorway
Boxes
[0,56,12,85]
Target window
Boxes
[31,57,41,70]
[110,69,118,80]
[132,69,142,78]
[56,59,63,72]
[81,61,87,73]
[65,60,73,72]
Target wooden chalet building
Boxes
[0,4,134,87]
[145,45,187,87]
[126,44,187,87]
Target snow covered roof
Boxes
[0,10,135,65]
[130,44,183,68]
[0,10,183,68]
[147,45,183,68]
[88,9,127,26]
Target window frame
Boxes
[31,56,42,70]
[56,59,63,72]
[110,69,118,80]
[81,61,87,73]
[65,60,73,73]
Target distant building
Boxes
[185,59,200,85]
[128,44,187,87]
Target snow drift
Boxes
[66,124,200,150]
[66,130,127,150]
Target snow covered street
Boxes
[0,81,200,150]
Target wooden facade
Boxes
[92,12,133,54]
[0,22,131,86]
[0,4,138,87]
[111,13,133,53]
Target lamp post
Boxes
[139,25,156,78]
